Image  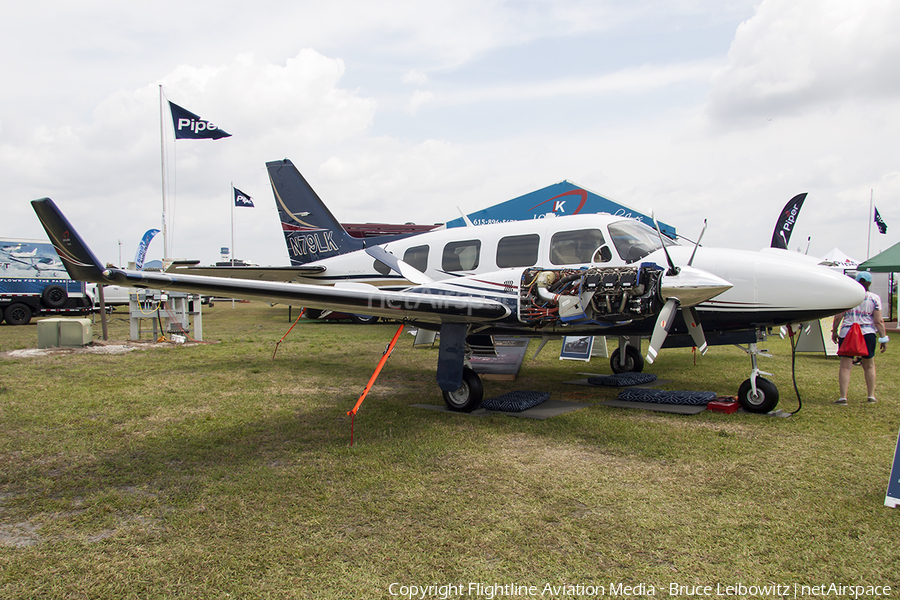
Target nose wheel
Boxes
[738,377,779,413]
[736,337,780,413]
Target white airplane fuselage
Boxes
[284,213,863,335]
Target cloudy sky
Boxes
[3,0,899,267]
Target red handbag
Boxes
[838,322,868,357]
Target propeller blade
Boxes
[681,305,708,355]
[688,219,707,267]
[647,297,678,364]
[651,210,679,277]
[365,246,432,285]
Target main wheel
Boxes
[441,367,484,412]
[610,345,644,374]
[42,285,68,309]
[5,303,33,326]
[737,377,779,413]
[349,314,379,325]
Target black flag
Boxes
[169,101,231,140]
[875,206,888,234]
[770,193,808,249]
[234,187,254,208]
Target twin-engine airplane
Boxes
[32,161,863,414]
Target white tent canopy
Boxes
[820,247,860,269]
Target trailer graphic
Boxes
[0,238,94,325]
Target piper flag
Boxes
[875,207,888,234]
[234,187,254,208]
[134,229,160,270]
[169,101,231,140]
[770,193,807,250]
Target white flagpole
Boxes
[867,188,873,259]
[159,85,168,262]
[231,182,235,266]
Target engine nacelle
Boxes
[520,264,664,326]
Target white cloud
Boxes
[407,90,436,114]
[708,0,900,124]
[403,69,429,85]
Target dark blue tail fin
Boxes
[266,159,367,265]
[31,198,107,283]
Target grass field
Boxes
[1,302,898,599]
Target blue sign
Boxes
[445,181,675,238]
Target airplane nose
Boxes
[660,265,732,307]
[817,268,866,311]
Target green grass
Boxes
[1,304,899,598]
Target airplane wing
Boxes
[31,198,510,324]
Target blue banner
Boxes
[234,187,254,207]
[134,229,160,270]
[169,101,232,140]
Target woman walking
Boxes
[831,271,889,405]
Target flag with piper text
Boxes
[169,101,231,140]
[234,187,254,208]
[875,207,888,234]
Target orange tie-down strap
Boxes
[349,324,405,445]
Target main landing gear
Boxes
[441,366,484,412]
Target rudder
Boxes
[31,198,106,283]
[266,159,365,265]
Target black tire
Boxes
[738,377,779,413]
[41,285,67,309]
[441,367,484,412]
[610,345,644,374]
[349,314,379,325]
[5,303,33,326]
[304,308,323,320]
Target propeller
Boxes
[646,215,728,364]
[365,246,433,285]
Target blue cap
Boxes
[856,271,872,283]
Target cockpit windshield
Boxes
[608,219,678,264]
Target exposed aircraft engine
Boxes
[520,264,664,326]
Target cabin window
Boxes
[442,240,481,271]
[549,229,607,265]
[496,234,540,268]
[403,245,429,272]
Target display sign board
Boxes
[885,428,900,508]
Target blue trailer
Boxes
[0,238,95,325]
